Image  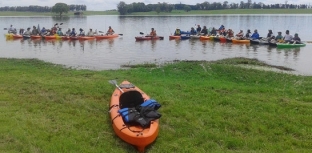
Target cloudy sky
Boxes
[0,0,311,11]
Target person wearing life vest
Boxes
[78,28,85,36]
[236,30,244,39]
[174,28,181,36]
[196,25,201,34]
[283,30,293,43]
[70,28,77,36]
[250,29,260,40]
[149,28,157,36]
[8,25,17,34]
[87,29,95,37]
[106,26,115,35]
[190,27,197,35]
[226,29,234,38]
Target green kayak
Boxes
[276,43,306,48]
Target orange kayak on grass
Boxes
[78,36,95,40]
[95,34,119,39]
[31,35,42,39]
[109,80,160,153]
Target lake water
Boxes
[1,15,312,75]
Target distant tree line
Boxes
[117,0,311,15]
[0,4,87,12]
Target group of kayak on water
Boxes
[7,24,302,44]
[7,24,116,37]
[171,24,302,44]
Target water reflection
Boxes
[96,38,115,48]
[277,47,300,60]
[135,39,159,51]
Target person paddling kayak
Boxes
[23,28,31,37]
[149,28,157,36]
[87,29,95,36]
[8,25,17,34]
[106,26,115,35]
[250,29,260,40]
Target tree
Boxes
[184,5,191,12]
[117,1,128,15]
[223,1,229,9]
[247,0,252,8]
[155,6,161,14]
[52,3,69,17]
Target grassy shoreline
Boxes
[0,9,311,16]
[1,57,311,152]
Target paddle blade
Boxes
[159,36,164,40]
[99,31,104,33]
[140,32,144,35]
[60,23,63,25]
[108,80,117,85]
[4,28,7,30]
[118,34,123,36]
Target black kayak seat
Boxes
[119,90,144,109]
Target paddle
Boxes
[141,32,163,40]
[108,80,124,93]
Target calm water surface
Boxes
[1,15,311,75]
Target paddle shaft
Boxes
[114,84,124,93]
[109,80,124,93]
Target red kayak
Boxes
[135,36,164,41]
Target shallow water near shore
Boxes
[1,15,312,75]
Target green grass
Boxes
[1,58,312,152]
[0,9,311,16]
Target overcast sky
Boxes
[0,0,311,11]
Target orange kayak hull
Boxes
[43,35,56,39]
[78,36,95,40]
[69,36,79,40]
[13,34,23,39]
[199,36,211,40]
[95,34,119,39]
[110,81,159,153]
[232,39,250,43]
[61,36,70,40]
[31,35,42,39]
[169,35,181,39]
